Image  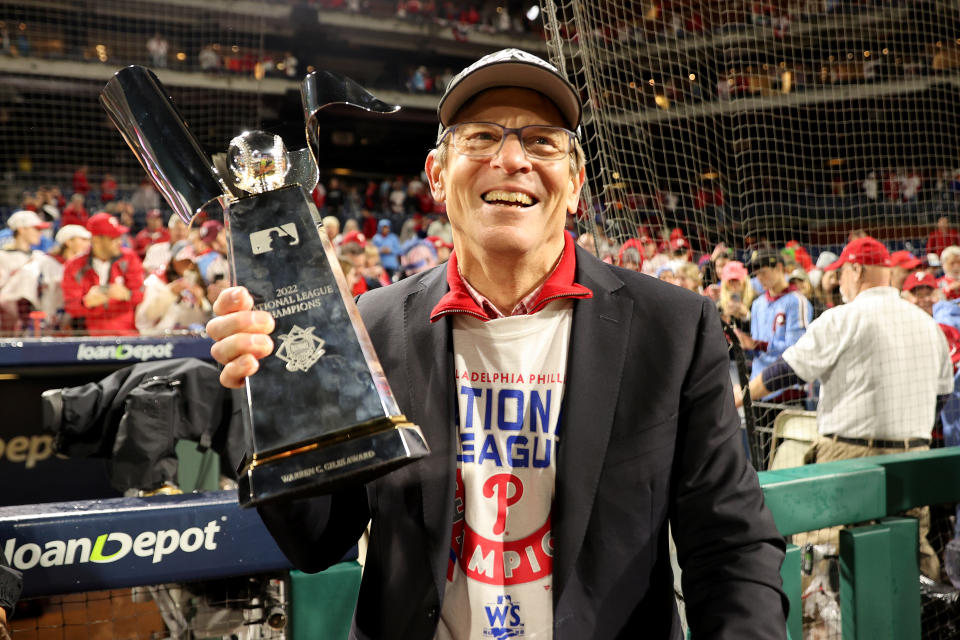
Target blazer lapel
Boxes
[402,267,457,599]
[554,249,633,601]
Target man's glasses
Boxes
[439,122,576,161]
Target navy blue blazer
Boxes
[259,247,787,639]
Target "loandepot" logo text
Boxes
[76,343,174,361]
[3,520,220,570]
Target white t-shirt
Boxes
[436,300,573,640]
[783,286,954,440]
[92,257,112,286]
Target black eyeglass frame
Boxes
[437,121,578,161]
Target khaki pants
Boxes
[793,436,939,580]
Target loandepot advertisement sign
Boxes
[4,520,222,569]
[76,343,174,361]
[0,492,292,597]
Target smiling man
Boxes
[207,49,787,639]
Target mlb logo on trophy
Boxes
[250,223,299,255]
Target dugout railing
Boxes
[3,447,958,638]
[760,446,960,640]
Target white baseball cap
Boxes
[6,210,51,230]
[437,48,581,131]
[55,224,92,245]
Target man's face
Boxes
[838,262,860,303]
[19,226,41,247]
[92,235,122,259]
[908,285,937,316]
[426,88,583,264]
[754,265,783,292]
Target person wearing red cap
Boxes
[639,233,668,277]
[207,49,787,638]
[616,238,644,272]
[903,270,960,369]
[738,236,953,579]
[338,231,373,296]
[903,270,942,316]
[62,212,144,335]
[888,250,922,291]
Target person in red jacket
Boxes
[133,209,170,258]
[62,212,144,335]
[927,216,960,260]
[60,194,89,228]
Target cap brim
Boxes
[438,61,581,130]
[36,222,52,229]
[824,257,845,271]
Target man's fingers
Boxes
[220,354,260,389]
[212,286,254,316]
[206,308,275,342]
[210,332,274,368]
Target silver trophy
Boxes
[101,66,428,507]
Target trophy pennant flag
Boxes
[101,66,428,507]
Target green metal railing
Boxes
[289,448,960,639]
[759,447,960,640]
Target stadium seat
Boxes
[769,409,818,470]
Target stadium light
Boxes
[526,5,540,21]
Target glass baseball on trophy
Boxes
[101,66,428,507]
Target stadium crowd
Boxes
[3,0,950,106]
[0,171,462,337]
[6,164,960,344]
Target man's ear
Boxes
[567,165,586,214]
[426,150,445,203]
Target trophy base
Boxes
[237,422,428,508]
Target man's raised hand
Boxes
[207,286,276,388]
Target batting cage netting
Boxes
[539,1,960,637]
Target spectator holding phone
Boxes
[136,242,211,334]
[718,260,754,331]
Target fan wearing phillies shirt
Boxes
[206,48,787,639]
[736,248,812,402]
[62,212,144,335]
